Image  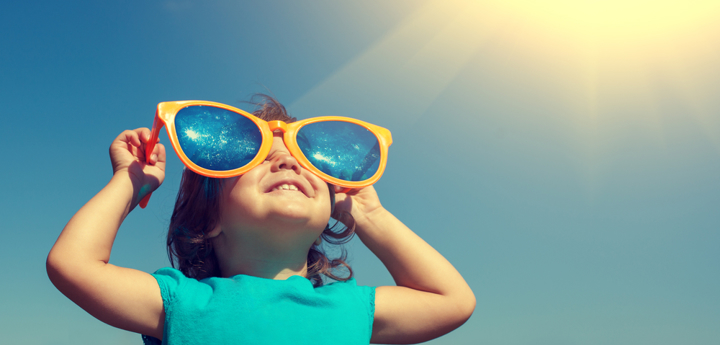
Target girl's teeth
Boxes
[273,184,299,191]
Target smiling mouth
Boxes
[266,179,311,197]
[271,183,300,192]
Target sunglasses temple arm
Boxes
[138,145,156,208]
[139,112,162,209]
[138,192,152,208]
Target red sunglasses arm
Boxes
[138,190,152,208]
[139,112,163,209]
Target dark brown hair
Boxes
[166,94,355,287]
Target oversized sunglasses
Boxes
[139,101,392,208]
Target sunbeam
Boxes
[292,0,720,197]
[291,0,496,125]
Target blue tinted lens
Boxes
[297,121,381,182]
[175,105,262,171]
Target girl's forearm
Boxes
[47,171,166,337]
[354,208,473,300]
[47,172,140,278]
[355,207,475,342]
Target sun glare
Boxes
[488,0,720,44]
[296,0,719,117]
[185,129,201,140]
[294,0,719,139]
[312,152,333,164]
[476,0,720,187]
[482,0,720,132]
[291,0,720,195]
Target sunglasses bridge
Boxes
[267,120,288,133]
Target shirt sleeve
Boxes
[337,278,376,340]
[356,282,376,339]
[141,267,189,345]
[150,267,189,313]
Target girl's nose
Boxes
[270,151,301,174]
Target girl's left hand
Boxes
[332,185,384,228]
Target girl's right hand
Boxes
[109,128,166,199]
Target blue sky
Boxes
[1,1,719,344]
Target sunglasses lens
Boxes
[297,121,381,182]
[175,105,262,171]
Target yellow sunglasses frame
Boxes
[140,100,392,208]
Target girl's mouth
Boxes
[266,180,310,197]
[271,183,300,192]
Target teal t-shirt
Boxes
[142,267,375,345]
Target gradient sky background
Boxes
[2,1,719,344]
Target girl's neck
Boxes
[212,232,311,280]
[220,257,309,280]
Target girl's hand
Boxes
[109,128,166,201]
[332,185,384,229]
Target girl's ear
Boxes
[207,223,222,238]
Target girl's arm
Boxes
[46,128,167,339]
[335,186,476,344]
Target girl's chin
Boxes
[265,202,329,223]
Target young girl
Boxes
[47,95,475,344]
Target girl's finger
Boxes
[150,142,166,166]
[120,130,142,148]
[334,185,355,194]
[136,127,153,144]
[139,128,161,165]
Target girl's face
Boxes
[215,132,332,250]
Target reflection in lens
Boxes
[297,121,381,182]
[175,105,262,171]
